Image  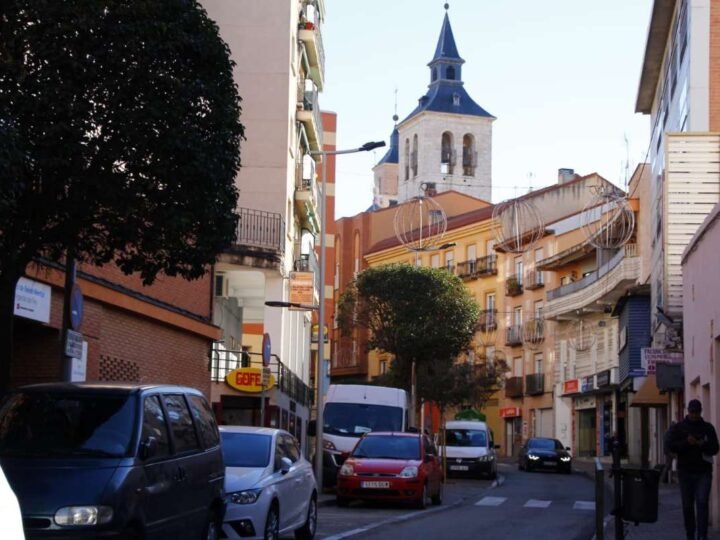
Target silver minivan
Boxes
[442,420,499,479]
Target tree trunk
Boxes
[0,269,19,394]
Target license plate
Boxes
[449,465,469,471]
[542,461,557,467]
[361,481,390,489]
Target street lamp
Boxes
[309,140,385,489]
[264,300,319,310]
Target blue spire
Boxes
[431,12,463,64]
[377,126,399,165]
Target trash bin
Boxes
[621,467,660,523]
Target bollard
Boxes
[595,457,604,540]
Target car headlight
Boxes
[399,466,418,478]
[528,454,540,461]
[339,463,354,476]
[323,440,337,451]
[560,456,571,462]
[229,488,263,505]
[54,506,113,527]
[477,456,488,462]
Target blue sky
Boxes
[321,0,653,218]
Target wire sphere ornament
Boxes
[393,195,447,252]
[567,319,596,352]
[522,316,545,350]
[581,186,635,249]
[491,197,545,254]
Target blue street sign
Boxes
[262,333,271,367]
[70,285,83,330]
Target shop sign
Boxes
[581,376,594,393]
[14,277,51,323]
[563,379,580,394]
[575,396,596,410]
[289,271,314,308]
[596,369,611,387]
[641,348,683,375]
[311,323,329,343]
[226,367,276,393]
[499,406,521,418]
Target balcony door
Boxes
[513,306,522,327]
[514,257,523,284]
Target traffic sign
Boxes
[262,333,271,367]
[70,285,84,330]
[261,367,271,387]
[64,329,83,359]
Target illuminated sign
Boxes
[226,367,276,393]
[499,407,521,418]
[563,379,580,394]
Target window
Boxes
[486,293,496,312]
[513,356,523,377]
[560,276,570,286]
[534,300,544,319]
[513,306,522,326]
[445,250,455,271]
[404,139,410,180]
[380,360,387,374]
[462,134,476,176]
[431,254,440,268]
[466,244,477,263]
[274,436,289,470]
[411,134,419,177]
[514,257,523,283]
[281,434,301,463]
[534,353,543,374]
[163,394,200,454]
[188,395,220,449]
[142,396,171,458]
[446,65,456,80]
[220,432,271,467]
[441,132,454,174]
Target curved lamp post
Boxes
[308,140,385,489]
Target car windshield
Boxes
[528,438,562,451]
[445,429,487,447]
[221,432,271,467]
[0,391,136,458]
[352,435,420,460]
[324,403,403,436]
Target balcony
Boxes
[210,345,312,407]
[523,318,545,345]
[297,83,323,152]
[476,309,498,332]
[524,270,544,290]
[332,339,368,378]
[298,19,325,90]
[505,376,523,398]
[505,274,523,296]
[477,254,498,276]
[525,373,545,396]
[457,259,478,280]
[221,208,285,267]
[544,244,640,319]
[294,171,320,234]
[506,325,522,346]
[441,263,456,275]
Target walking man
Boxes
[667,399,719,540]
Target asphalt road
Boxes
[314,462,598,540]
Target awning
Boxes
[630,374,669,407]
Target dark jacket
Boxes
[667,416,720,473]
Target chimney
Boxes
[558,168,576,184]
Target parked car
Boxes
[0,463,23,539]
[441,420,499,479]
[336,432,443,509]
[0,383,225,539]
[220,426,316,540]
[518,437,572,473]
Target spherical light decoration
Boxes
[581,187,635,249]
[393,195,447,252]
[567,319,596,352]
[491,198,545,254]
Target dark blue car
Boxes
[0,383,225,539]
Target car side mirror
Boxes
[565,446,571,451]
[307,420,316,437]
[139,436,158,460]
[279,456,292,475]
[494,445,501,450]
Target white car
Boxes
[220,426,317,540]
[0,464,24,539]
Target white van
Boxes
[313,384,409,486]
[442,420,498,479]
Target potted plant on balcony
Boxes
[506,275,521,295]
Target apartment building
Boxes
[201,0,329,450]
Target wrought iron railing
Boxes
[477,254,497,276]
[524,270,545,290]
[525,373,545,395]
[210,345,312,407]
[506,324,523,346]
[235,208,285,253]
[505,376,523,398]
[505,274,523,296]
[476,309,498,331]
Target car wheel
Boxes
[526,462,533,472]
[295,494,317,540]
[415,483,428,510]
[488,467,498,481]
[336,496,350,508]
[203,510,220,540]
[431,483,443,506]
[265,504,280,540]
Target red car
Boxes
[336,431,443,509]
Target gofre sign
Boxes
[226,367,276,393]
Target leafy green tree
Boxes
[338,264,479,396]
[0,0,244,390]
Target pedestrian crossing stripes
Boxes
[474,496,595,510]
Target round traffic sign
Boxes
[262,333,271,367]
[70,285,84,330]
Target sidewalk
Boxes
[574,457,720,540]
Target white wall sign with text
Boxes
[14,277,51,323]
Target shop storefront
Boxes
[500,406,522,457]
